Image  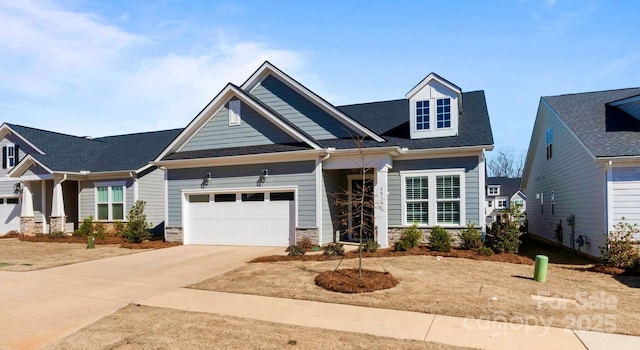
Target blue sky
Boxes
[1,0,639,158]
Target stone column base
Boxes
[20,217,37,236]
[49,216,66,233]
[295,228,319,246]
[165,227,184,243]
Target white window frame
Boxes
[546,128,553,159]
[6,143,15,168]
[228,100,241,126]
[401,169,466,227]
[94,181,126,221]
[414,98,453,132]
[435,98,451,129]
[488,185,500,196]
[496,199,507,208]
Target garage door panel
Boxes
[186,192,294,246]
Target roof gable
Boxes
[241,61,384,142]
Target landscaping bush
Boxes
[485,205,523,254]
[285,245,306,256]
[359,240,379,253]
[122,200,151,243]
[459,223,483,250]
[49,230,67,239]
[599,219,640,269]
[476,246,494,256]
[112,221,125,237]
[428,226,453,252]
[394,223,422,251]
[298,236,313,250]
[93,222,107,240]
[73,216,94,238]
[323,242,345,256]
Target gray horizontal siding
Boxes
[525,102,606,257]
[137,167,166,233]
[23,164,49,176]
[251,75,353,140]
[0,134,33,177]
[612,166,640,236]
[180,99,296,152]
[168,160,316,227]
[78,178,135,220]
[388,156,481,227]
[321,170,347,244]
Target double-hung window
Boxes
[402,170,465,226]
[96,182,125,220]
[436,98,451,129]
[416,100,430,130]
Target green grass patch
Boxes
[0,262,11,268]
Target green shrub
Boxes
[285,245,306,256]
[485,205,523,254]
[429,226,453,252]
[477,246,494,256]
[112,221,125,237]
[394,223,423,251]
[459,223,483,250]
[122,200,151,243]
[599,219,640,268]
[73,216,94,238]
[49,231,67,239]
[323,242,345,256]
[358,240,379,253]
[298,236,313,250]
[93,222,107,240]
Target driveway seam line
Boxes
[423,314,436,341]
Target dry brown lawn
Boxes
[0,238,140,271]
[191,255,640,336]
[46,304,474,350]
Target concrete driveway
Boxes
[0,245,282,350]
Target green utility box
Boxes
[534,255,549,282]
[87,236,95,249]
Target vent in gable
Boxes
[229,100,241,126]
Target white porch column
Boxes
[375,165,390,248]
[21,182,34,217]
[51,177,65,217]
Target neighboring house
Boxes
[522,87,640,257]
[153,61,494,247]
[0,123,181,235]
[485,177,526,225]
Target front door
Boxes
[346,176,374,242]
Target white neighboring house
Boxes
[485,177,526,225]
[522,87,640,258]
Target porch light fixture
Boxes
[14,182,21,193]
[203,172,211,185]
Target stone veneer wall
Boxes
[49,216,66,233]
[295,228,319,246]
[20,217,36,236]
[388,226,475,247]
[165,227,184,243]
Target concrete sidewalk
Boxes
[139,288,640,350]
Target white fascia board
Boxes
[0,124,46,155]
[7,154,53,177]
[596,156,640,164]
[242,62,385,143]
[405,73,462,100]
[154,149,325,169]
[394,145,491,161]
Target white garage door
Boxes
[185,191,295,246]
[0,197,21,234]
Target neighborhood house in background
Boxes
[485,177,526,226]
[522,87,640,257]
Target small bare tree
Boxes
[331,137,376,286]
[487,149,525,178]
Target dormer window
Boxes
[436,98,451,129]
[416,100,430,130]
[488,185,500,196]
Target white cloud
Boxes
[0,0,311,137]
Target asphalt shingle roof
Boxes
[7,123,181,173]
[543,88,640,158]
[164,143,312,160]
[486,177,523,199]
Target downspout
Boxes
[130,172,138,202]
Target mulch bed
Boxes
[251,246,534,265]
[15,234,180,249]
[586,264,640,276]
[315,268,399,293]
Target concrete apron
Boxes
[139,289,639,350]
[0,245,282,350]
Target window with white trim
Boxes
[436,98,451,129]
[416,100,430,130]
[401,170,465,226]
[546,128,553,159]
[6,143,15,167]
[96,183,125,220]
[487,185,500,196]
[496,199,507,208]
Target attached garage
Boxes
[0,197,20,234]
[183,190,295,246]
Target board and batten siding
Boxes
[611,166,640,239]
[180,99,296,152]
[167,160,317,227]
[137,167,166,233]
[78,178,135,220]
[250,75,354,140]
[525,101,606,257]
[387,156,481,227]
